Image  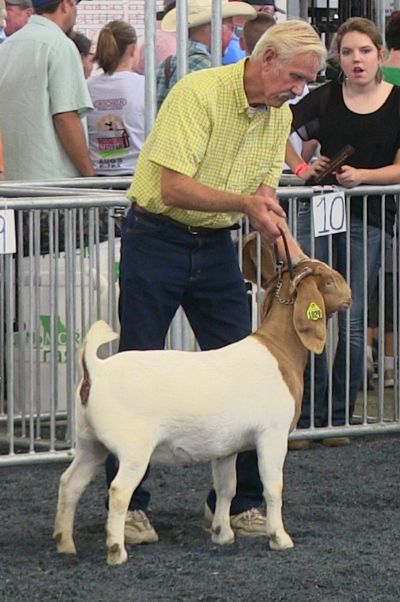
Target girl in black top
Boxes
[290,17,400,430]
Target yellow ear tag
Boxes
[307,302,323,321]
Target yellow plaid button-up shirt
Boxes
[128,58,292,228]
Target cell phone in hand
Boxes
[306,144,355,185]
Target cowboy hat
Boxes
[161,0,256,32]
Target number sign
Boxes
[312,191,346,237]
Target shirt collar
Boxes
[29,15,64,34]
[188,39,212,57]
[232,57,269,116]
[231,58,249,114]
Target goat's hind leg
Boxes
[257,432,294,550]
[54,438,108,555]
[106,447,151,566]
[210,454,237,545]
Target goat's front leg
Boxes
[210,454,237,545]
[106,450,150,565]
[54,440,107,555]
[257,432,294,550]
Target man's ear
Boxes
[60,0,69,14]
[262,47,277,68]
[242,232,276,288]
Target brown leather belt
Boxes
[133,204,240,236]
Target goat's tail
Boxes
[82,320,119,369]
[79,321,119,406]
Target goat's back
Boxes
[78,334,296,462]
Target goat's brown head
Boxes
[289,260,352,353]
[242,233,352,355]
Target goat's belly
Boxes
[151,431,254,465]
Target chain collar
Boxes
[274,262,296,305]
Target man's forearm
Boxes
[160,168,248,212]
[53,111,95,177]
[160,168,286,243]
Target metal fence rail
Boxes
[0,182,399,465]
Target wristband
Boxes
[294,162,310,177]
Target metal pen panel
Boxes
[211,0,223,67]
[144,0,157,135]
[176,0,189,80]
[1,183,400,466]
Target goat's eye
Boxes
[324,278,334,287]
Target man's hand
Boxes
[245,185,286,244]
[246,185,305,261]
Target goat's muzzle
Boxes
[340,297,352,311]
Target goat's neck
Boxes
[254,301,307,368]
[253,299,308,430]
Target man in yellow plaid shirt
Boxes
[106,18,326,545]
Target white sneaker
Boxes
[203,504,266,537]
[124,510,159,545]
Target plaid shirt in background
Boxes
[156,40,212,110]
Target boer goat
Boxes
[54,234,351,565]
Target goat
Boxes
[53,233,352,565]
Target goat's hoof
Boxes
[211,527,235,545]
[268,532,294,551]
[107,543,128,565]
[54,532,77,555]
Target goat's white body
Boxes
[86,337,294,465]
[53,253,351,565]
[54,322,295,565]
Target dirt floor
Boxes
[1,434,400,602]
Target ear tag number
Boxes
[307,302,323,321]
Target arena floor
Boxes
[1,433,399,602]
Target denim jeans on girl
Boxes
[295,201,391,427]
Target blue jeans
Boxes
[105,206,263,515]
[295,202,391,427]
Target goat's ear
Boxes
[242,233,258,284]
[293,278,326,354]
[242,233,276,287]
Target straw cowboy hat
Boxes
[161,0,257,32]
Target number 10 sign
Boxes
[312,191,346,238]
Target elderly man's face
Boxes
[261,50,320,107]
[5,4,32,36]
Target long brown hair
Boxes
[94,20,137,75]
[334,17,383,83]
[335,17,383,59]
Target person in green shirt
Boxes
[383,10,400,86]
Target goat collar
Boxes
[274,264,313,305]
[274,226,294,280]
